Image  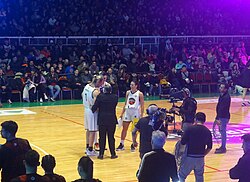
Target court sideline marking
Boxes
[40,109,229,173]
[31,143,49,155]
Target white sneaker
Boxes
[44,94,48,100]
[7,99,12,104]
[86,150,98,156]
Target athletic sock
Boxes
[121,140,124,145]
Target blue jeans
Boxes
[179,156,205,182]
[219,118,229,149]
[48,85,61,99]
[149,85,161,96]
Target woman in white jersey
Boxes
[116,81,144,151]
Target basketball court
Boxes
[0,96,247,182]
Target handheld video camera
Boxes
[148,107,174,131]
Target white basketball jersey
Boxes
[82,84,96,108]
[125,90,140,109]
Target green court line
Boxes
[0,93,226,109]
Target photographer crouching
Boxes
[132,104,170,159]
[171,88,197,132]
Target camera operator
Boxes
[171,88,197,132]
[132,104,168,159]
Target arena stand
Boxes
[0,35,248,102]
[0,0,249,36]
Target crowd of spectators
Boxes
[0,120,100,182]
[0,0,249,36]
[0,37,248,104]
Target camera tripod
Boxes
[170,102,178,133]
[167,101,183,138]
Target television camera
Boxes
[148,107,178,131]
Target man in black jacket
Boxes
[215,83,231,154]
[172,88,197,132]
[137,130,179,182]
[229,133,250,182]
[92,84,118,159]
[132,104,168,159]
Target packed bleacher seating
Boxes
[0,0,248,104]
[0,36,248,104]
[0,0,249,36]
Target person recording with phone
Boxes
[171,88,197,132]
[132,104,168,159]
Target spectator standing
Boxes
[214,83,231,154]
[179,112,213,182]
[137,130,179,182]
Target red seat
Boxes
[60,87,73,100]
[204,72,218,93]
[196,72,203,83]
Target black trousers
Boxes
[0,86,12,101]
[37,84,47,100]
[98,124,116,156]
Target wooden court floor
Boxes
[0,97,248,182]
